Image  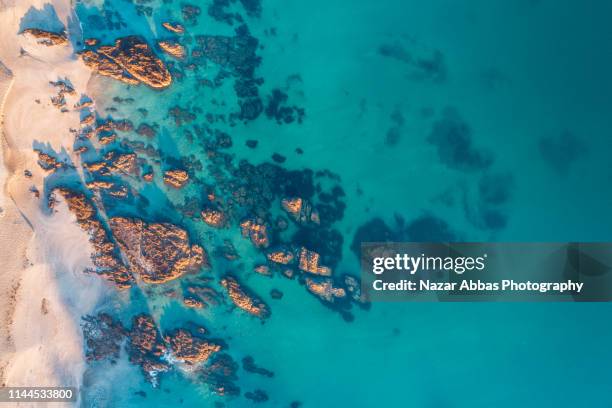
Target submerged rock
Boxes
[220,275,270,319]
[199,353,240,396]
[109,217,207,284]
[127,315,170,386]
[82,313,126,362]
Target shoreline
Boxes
[0,0,107,401]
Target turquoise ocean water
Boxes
[67,0,612,406]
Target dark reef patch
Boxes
[405,214,456,242]
[538,130,587,176]
[427,108,492,172]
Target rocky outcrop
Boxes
[185,285,222,308]
[220,275,270,319]
[84,151,138,176]
[281,197,319,225]
[266,248,294,265]
[109,217,207,284]
[158,40,186,59]
[81,36,172,89]
[305,278,346,302]
[20,28,68,46]
[163,169,189,188]
[239,219,269,248]
[162,22,185,34]
[201,207,226,228]
[298,247,332,276]
[82,313,126,362]
[127,315,170,386]
[54,188,133,288]
[36,150,62,171]
[164,329,221,365]
[199,353,240,396]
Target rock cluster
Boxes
[81,36,172,89]
[54,188,133,288]
[109,217,207,284]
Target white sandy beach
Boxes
[0,0,108,405]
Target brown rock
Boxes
[240,219,269,248]
[81,36,172,89]
[20,28,67,46]
[162,22,185,34]
[266,248,294,265]
[305,278,346,302]
[54,188,133,289]
[165,329,221,365]
[98,36,172,89]
[220,276,270,319]
[298,247,332,276]
[201,207,225,228]
[281,197,320,225]
[183,297,204,309]
[109,217,207,284]
[158,40,186,59]
[163,169,189,188]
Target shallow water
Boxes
[71,0,612,406]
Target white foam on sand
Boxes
[0,0,109,404]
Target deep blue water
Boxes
[69,0,612,406]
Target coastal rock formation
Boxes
[220,275,270,319]
[185,285,222,308]
[128,315,170,386]
[162,22,185,34]
[84,151,138,176]
[305,278,346,302]
[298,247,332,276]
[20,28,68,46]
[82,313,126,362]
[201,207,226,228]
[36,150,62,171]
[281,197,319,225]
[54,188,133,288]
[199,353,240,396]
[109,217,207,284]
[239,218,269,248]
[81,36,172,89]
[158,40,186,59]
[266,248,294,265]
[163,169,190,188]
[164,329,221,365]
